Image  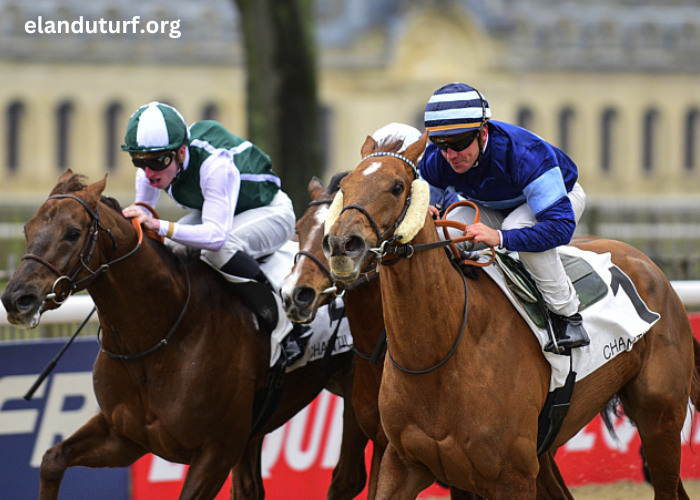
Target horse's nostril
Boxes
[344,236,364,254]
[293,287,316,309]
[16,293,39,312]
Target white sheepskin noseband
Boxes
[322,180,430,244]
[324,190,344,235]
[394,179,430,244]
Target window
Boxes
[105,102,122,170]
[642,108,659,175]
[56,101,74,170]
[600,108,618,174]
[516,107,534,130]
[201,102,219,121]
[6,100,25,172]
[684,108,699,172]
[558,106,575,154]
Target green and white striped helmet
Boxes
[121,102,190,154]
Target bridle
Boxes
[22,194,191,361]
[21,195,136,304]
[294,197,376,318]
[335,152,495,374]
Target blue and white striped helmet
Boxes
[424,83,491,137]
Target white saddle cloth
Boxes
[482,246,660,391]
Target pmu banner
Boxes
[0,337,129,500]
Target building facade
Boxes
[2,0,700,206]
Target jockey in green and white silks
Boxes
[121,101,295,286]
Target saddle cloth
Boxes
[254,240,354,370]
[482,246,661,391]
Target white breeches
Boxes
[441,182,587,316]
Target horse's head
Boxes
[323,132,429,284]
[2,169,110,328]
[281,174,348,323]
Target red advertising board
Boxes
[131,313,700,499]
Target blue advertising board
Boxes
[0,337,129,500]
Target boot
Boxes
[221,252,276,292]
[544,312,590,354]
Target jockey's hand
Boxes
[428,205,440,219]
[464,223,499,247]
[122,204,161,233]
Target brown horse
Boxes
[322,134,699,500]
[281,173,575,500]
[1,170,368,500]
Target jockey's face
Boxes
[438,125,487,175]
[131,146,185,189]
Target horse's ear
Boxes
[308,176,324,197]
[360,135,377,158]
[85,174,108,206]
[404,131,428,164]
[57,169,75,184]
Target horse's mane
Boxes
[49,173,88,196]
[327,171,350,195]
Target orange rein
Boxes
[435,200,496,268]
[130,202,165,244]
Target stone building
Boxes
[1,0,700,206]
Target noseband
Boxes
[21,194,140,304]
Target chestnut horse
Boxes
[323,134,698,500]
[1,171,368,500]
[282,172,574,500]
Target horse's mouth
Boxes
[6,307,43,329]
[329,259,361,284]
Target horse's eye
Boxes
[65,227,82,242]
[390,182,405,196]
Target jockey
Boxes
[419,83,589,353]
[120,102,306,359]
[120,101,295,287]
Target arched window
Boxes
[684,108,700,172]
[600,107,618,174]
[558,106,576,154]
[201,102,219,121]
[105,102,122,170]
[6,100,25,172]
[56,101,74,171]
[642,108,659,175]
[516,107,534,130]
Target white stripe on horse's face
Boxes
[282,204,329,293]
[363,161,383,177]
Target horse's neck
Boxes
[345,278,383,350]
[380,221,467,348]
[88,210,187,341]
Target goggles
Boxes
[131,151,176,171]
[430,130,479,152]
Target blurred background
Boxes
[1,0,700,314]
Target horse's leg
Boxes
[179,446,236,500]
[375,444,435,500]
[618,336,691,499]
[366,441,386,500]
[39,413,145,500]
[448,486,486,500]
[534,451,573,500]
[327,381,369,500]
[230,438,264,500]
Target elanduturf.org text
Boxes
[25,16,181,39]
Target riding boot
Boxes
[544,312,590,354]
[220,251,276,292]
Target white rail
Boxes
[1,282,699,327]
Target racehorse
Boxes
[1,170,368,500]
[282,171,575,500]
[322,133,700,500]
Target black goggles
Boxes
[131,151,176,171]
[430,130,480,152]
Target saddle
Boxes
[494,251,608,329]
